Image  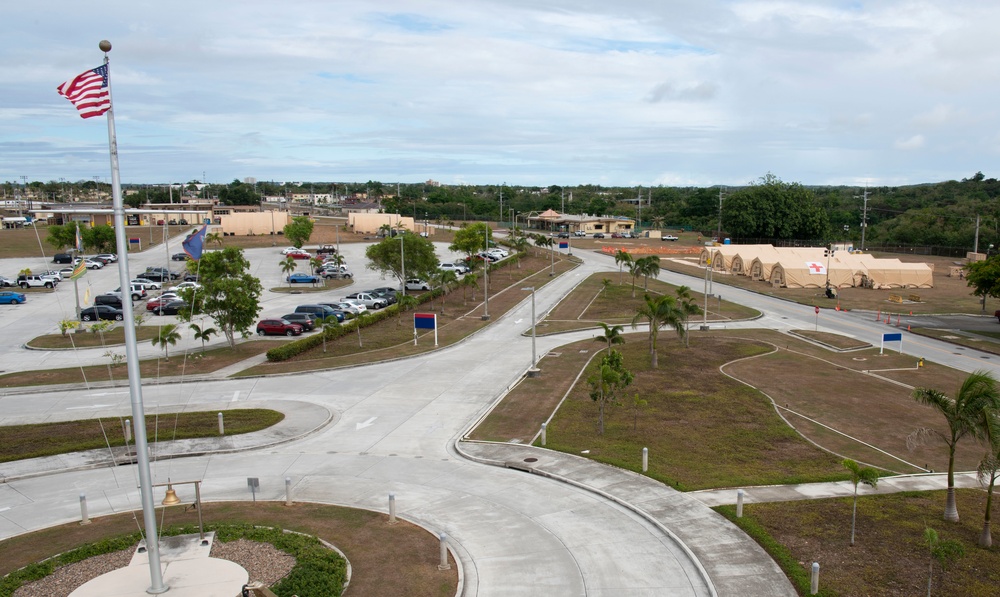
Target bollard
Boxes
[218,412,224,435]
[388,493,397,524]
[284,477,293,506]
[124,419,132,443]
[736,489,744,518]
[540,422,547,446]
[642,447,648,473]
[438,532,451,570]
[80,493,90,525]
[810,562,820,595]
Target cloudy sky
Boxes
[2,1,997,188]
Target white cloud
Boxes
[895,134,926,150]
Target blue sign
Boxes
[883,333,902,342]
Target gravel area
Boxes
[13,539,295,597]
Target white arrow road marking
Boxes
[355,417,377,430]
[231,391,240,402]
[0,507,10,513]
[67,404,114,410]
[515,318,523,324]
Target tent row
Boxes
[697,244,933,289]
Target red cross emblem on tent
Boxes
[806,261,826,274]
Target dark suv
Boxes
[294,304,344,322]
[52,253,74,264]
[141,267,180,282]
[281,312,318,331]
[94,294,124,309]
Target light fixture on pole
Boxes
[482,224,490,320]
[522,286,539,377]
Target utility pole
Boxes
[717,187,725,242]
[499,185,503,229]
[974,215,980,255]
[859,184,870,251]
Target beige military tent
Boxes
[700,244,775,273]
[769,257,856,288]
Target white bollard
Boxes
[388,493,397,524]
[218,412,224,435]
[124,419,132,443]
[810,562,819,595]
[284,477,293,506]
[642,447,648,473]
[540,422,547,446]
[736,489,744,518]
[80,493,90,525]
[437,532,451,570]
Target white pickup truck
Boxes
[342,292,388,309]
[17,274,58,289]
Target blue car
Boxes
[0,290,26,304]
[287,273,320,284]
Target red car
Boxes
[146,295,176,311]
[256,318,304,336]
[287,251,312,260]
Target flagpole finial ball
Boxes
[99,40,112,52]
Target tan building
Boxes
[349,213,417,235]
[526,209,635,235]
[219,210,291,236]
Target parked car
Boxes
[318,265,352,279]
[183,272,199,282]
[142,267,180,281]
[111,284,148,301]
[86,255,113,265]
[58,268,76,279]
[405,279,431,291]
[281,312,318,331]
[573,230,587,237]
[287,273,320,284]
[77,258,104,270]
[171,252,189,261]
[52,253,74,264]
[368,288,399,304]
[287,250,312,260]
[294,304,343,322]
[439,262,470,275]
[0,290,27,304]
[169,281,202,292]
[593,232,606,239]
[80,305,123,321]
[17,274,57,289]
[131,278,162,290]
[152,299,188,316]
[38,270,63,281]
[0,275,14,287]
[338,299,368,315]
[318,301,357,318]
[557,232,570,238]
[146,295,175,311]
[610,232,622,239]
[95,253,118,263]
[95,294,124,309]
[256,318,304,336]
[343,292,388,309]
[662,234,679,241]
[280,246,303,255]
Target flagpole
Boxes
[100,39,168,594]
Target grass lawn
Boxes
[539,273,760,334]
[720,489,1000,597]
[0,409,284,462]
[910,327,1000,356]
[0,341,272,388]
[27,325,161,349]
[0,502,457,597]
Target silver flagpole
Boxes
[99,39,168,594]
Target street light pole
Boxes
[482,225,490,320]
[400,228,406,295]
[522,286,539,376]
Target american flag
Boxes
[57,65,110,119]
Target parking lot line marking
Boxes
[67,404,114,410]
[232,391,240,402]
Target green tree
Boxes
[365,234,438,288]
[594,322,625,354]
[280,256,297,288]
[217,179,260,206]
[627,258,642,297]
[964,256,1000,312]
[46,222,81,251]
[461,272,480,303]
[910,371,1000,522]
[283,216,315,248]
[631,293,685,368]
[628,392,648,432]
[924,527,964,597]
[152,324,181,360]
[635,255,660,291]
[435,269,459,314]
[587,349,634,435]
[675,285,701,348]
[842,458,880,546]
[189,322,217,350]
[205,231,223,249]
[81,225,117,253]
[319,315,341,353]
[395,294,419,327]
[449,222,492,260]
[353,310,369,348]
[722,173,829,240]
[308,257,324,287]
[188,247,263,348]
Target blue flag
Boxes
[182,224,209,260]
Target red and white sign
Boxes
[815,306,820,314]
[805,261,826,275]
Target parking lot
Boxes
[0,238,470,371]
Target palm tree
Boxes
[309,257,324,286]
[600,278,612,297]
[280,256,297,288]
[461,272,480,303]
[152,324,181,360]
[924,527,965,597]
[594,322,625,354]
[911,370,1000,522]
[510,236,529,266]
[395,294,419,327]
[205,231,223,249]
[627,259,643,298]
[587,349,634,435]
[189,322,217,350]
[675,285,701,348]
[976,413,1000,547]
[635,255,660,291]
[354,310,369,348]
[631,294,686,368]
[842,458,880,546]
[614,250,632,285]
[320,315,341,353]
[436,269,459,314]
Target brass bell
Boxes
[162,484,181,506]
